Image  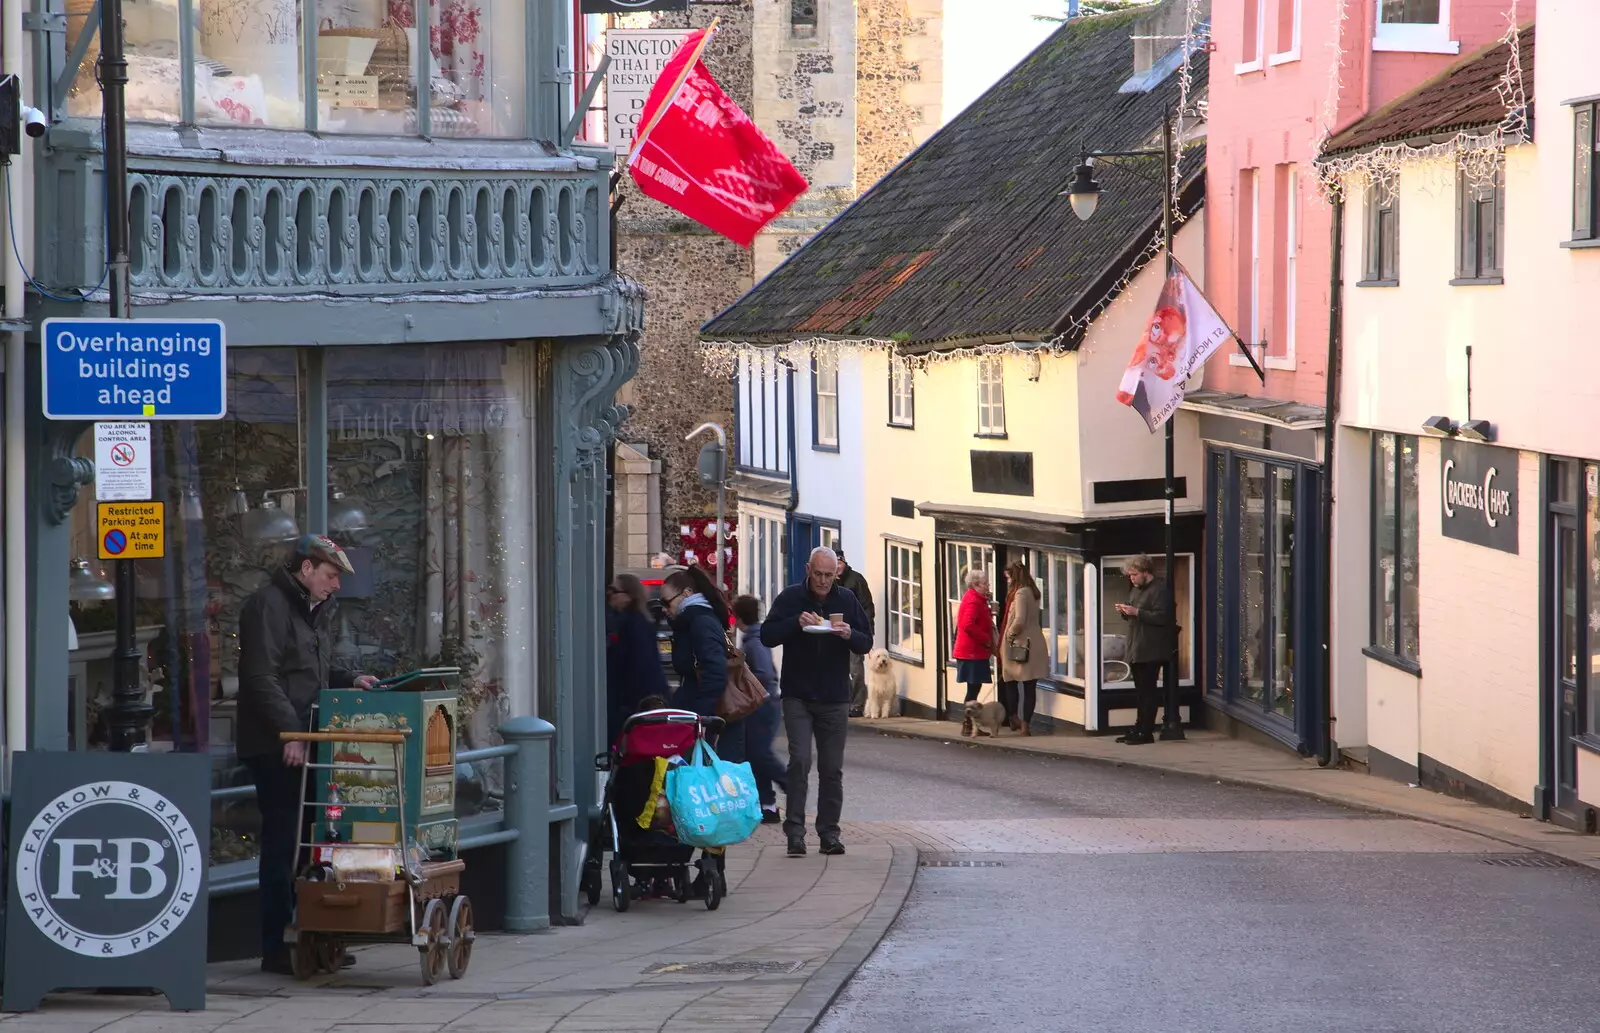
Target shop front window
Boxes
[884,538,924,662]
[1206,447,1314,731]
[65,342,533,866]
[63,0,527,136]
[1048,553,1085,683]
[943,541,993,665]
[1100,554,1194,686]
[1586,465,1600,738]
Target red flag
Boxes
[628,27,809,248]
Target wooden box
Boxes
[295,878,407,933]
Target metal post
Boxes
[500,714,555,932]
[715,479,725,594]
[101,0,149,752]
[1159,110,1185,742]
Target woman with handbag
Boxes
[662,566,745,764]
[999,560,1050,735]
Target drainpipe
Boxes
[1317,196,1345,767]
[5,0,29,775]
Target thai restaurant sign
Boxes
[605,29,692,156]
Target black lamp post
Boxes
[1061,110,1185,742]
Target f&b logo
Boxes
[15,781,203,958]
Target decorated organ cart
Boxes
[284,668,475,983]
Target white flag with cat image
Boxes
[1115,258,1234,432]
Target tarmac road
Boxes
[810,730,1600,1033]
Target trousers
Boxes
[245,753,306,962]
[999,679,1037,724]
[1130,660,1165,734]
[782,697,850,840]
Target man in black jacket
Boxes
[834,548,876,717]
[1114,554,1177,746]
[238,535,377,974]
[761,546,872,856]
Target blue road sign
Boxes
[103,529,127,555]
[42,318,227,420]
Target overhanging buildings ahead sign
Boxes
[42,318,227,420]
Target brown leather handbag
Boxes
[716,631,769,721]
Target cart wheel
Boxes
[610,859,630,913]
[446,895,474,979]
[290,931,320,981]
[418,898,447,986]
[315,936,347,975]
[676,866,691,904]
[700,859,721,911]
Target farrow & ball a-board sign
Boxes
[3,751,211,1012]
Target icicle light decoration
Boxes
[1314,0,1527,204]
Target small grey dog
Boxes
[963,698,1007,738]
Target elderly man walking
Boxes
[761,546,872,856]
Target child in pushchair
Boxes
[582,699,731,912]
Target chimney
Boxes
[1132,0,1210,78]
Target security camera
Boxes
[21,106,46,138]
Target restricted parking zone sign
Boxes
[97,501,165,560]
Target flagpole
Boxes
[627,16,719,165]
[1159,107,1185,742]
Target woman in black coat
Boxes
[662,566,745,764]
[606,573,669,744]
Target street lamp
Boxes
[686,422,728,593]
[1061,111,1186,742]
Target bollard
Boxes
[500,715,556,932]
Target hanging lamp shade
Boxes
[68,557,115,602]
[225,484,251,516]
[328,489,369,534]
[243,496,301,543]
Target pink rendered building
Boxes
[1190,0,1527,752]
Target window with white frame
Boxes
[1363,178,1400,284]
[884,538,924,661]
[1269,164,1297,368]
[1371,433,1419,664]
[976,357,1006,437]
[1048,553,1087,683]
[1271,0,1301,62]
[819,524,841,558]
[1238,0,1265,71]
[741,513,787,612]
[1373,0,1456,55]
[889,357,914,428]
[813,352,839,449]
[1236,168,1262,349]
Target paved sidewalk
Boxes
[0,842,915,1033]
[857,717,1600,870]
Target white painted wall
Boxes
[791,349,869,571]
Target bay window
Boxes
[61,0,528,136]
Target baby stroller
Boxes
[582,708,728,912]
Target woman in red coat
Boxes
[953,567,996,737]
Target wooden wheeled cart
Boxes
[280,725,475,985]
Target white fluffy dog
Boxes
[863,649,897,719]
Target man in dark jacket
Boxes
[1114,554,1177,746]
[238,535,376,974]
[834,548,876,717]
[761,546,872,857]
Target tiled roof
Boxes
[700,3,1208,348]
[1322,26,1534,155]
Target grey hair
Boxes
[963,567,988,589]
[808,546,839,567]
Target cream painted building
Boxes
[850,218,1208,729]
[1323,8,1600,825]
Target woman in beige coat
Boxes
[999,560,1050,735]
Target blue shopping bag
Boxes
[665,740,762,848]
